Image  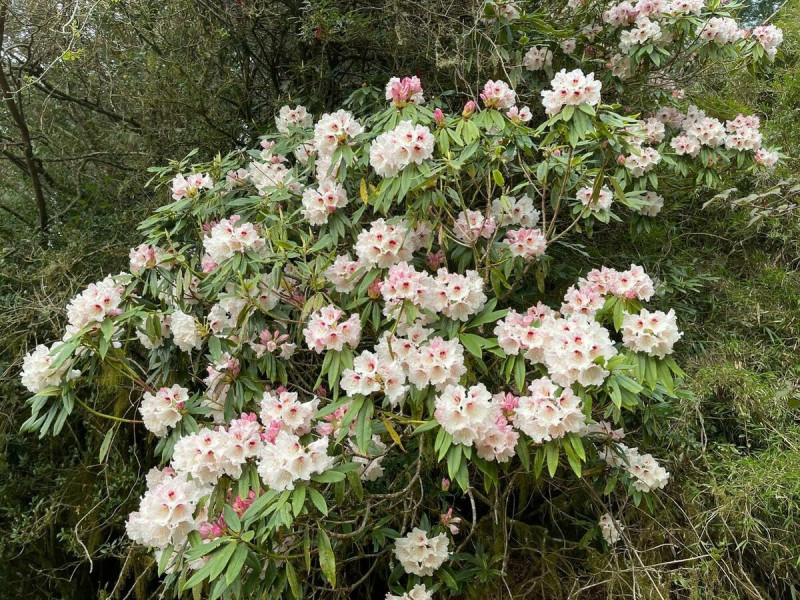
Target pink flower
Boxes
[385,76,425,107]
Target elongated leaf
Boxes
[318,529,336,587]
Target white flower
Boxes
[170,310,202,352]
[512,377,586,443]
[257,431,334,491]
[140,385,188,437]
[393,528,449,576]
[260,389,319,435]
[599,513,624,544]
[66,276,123,332]
[480,79,516,109]
[314,110,364,158]
[504,228,547,259]
[434,383,495,446]
[369,121,434,178]
[341,350,408,405]
[355,219,419,268]
[638,191,664,217]
[276,105,313,133]
[301,179,349,225]
[622,308,682,358]
[125,468,211,549]
[21,342,78,394]
[523,46,553,71]
[541,69,602,117]
[491,194,540,227]
[576,182,613,212]
[386,584,434,600]
[324,254,365,293]
[303,305,362,353]
[603,444,670,491]
[404,337,466,390]
[202,216,265,264]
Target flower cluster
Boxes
[504,227,547,259]
[495,305,619,387]
[577,182,613,212]
[480,79,516,109]
[369,121,435,177]
[434,383,518,461]
[66,276,124,333]
[752,24,783,59]
[140,385,188,436]
[622,308,682,358]
[623,146,661,177]
[599,513,624,544]
[723,113,763,152]
[379,262,487,322]
[21,342,78,394]
[385,76,425,107]
[604,444,670,491]
[541,69,602,117]
[275,105,313,133]
[386,584,434,600]
[619,17,662,53]
[129,244,170,273]
[454,209,497,243]
[313,110,364,159]
[202,216,265,266]
[303,305,362,353]
[171,172,213,200]
[638,191,664,216]
[697,17,744,46]
[126,467,211,549]
[523,46,553,71]
[301,179,349,225]
[170,310,203,352]
[324,254,365,293]
[491,195,540,227]
[258,430,334,491]
[341,349,408,405]
[355,219,428,268]
[260,388,318,434]
[511,377,586,443]
[393,528,449,576]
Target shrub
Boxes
[17,1,783,598]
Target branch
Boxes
[0,1,47,231]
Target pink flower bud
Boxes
[433,108,446,128]
[462,100,477,119]
[367,278,383,300]
[441,478,451,491]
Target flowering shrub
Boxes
[19,1,782,598]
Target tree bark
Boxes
[0,1,48,232]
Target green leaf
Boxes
[286,560,301,598]
[459,333,484,358]
[413,419,439,435]
[493,169,505,187]
[157,544,174,575]
[292,486,307,517]
[546,441,559,477]
[318,529,336,587]
[225,543,249,585]
[513,355,527,392]
[307,487,329,516]
[311,470,346,483]
[98,427,115,462]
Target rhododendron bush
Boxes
[19,0,782,598]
